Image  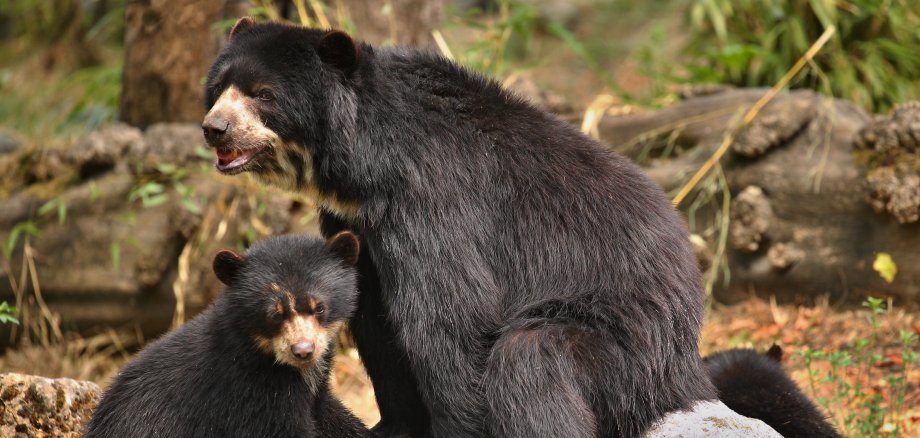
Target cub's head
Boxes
[212,231,360,371]
[202,17,362,207]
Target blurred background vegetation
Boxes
[2,0,918,143]
[684,0,920,112]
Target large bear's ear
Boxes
[229,16,256,41]
[326,231,360,266]
[316,30,360,74]
[213,249,246,285]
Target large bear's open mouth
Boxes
[214,145,268,174]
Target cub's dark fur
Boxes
[203,20,716,437]
[85,233,369,438]
[705,346,842,438]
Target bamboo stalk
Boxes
[671,25,837,206]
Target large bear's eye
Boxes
[255,88,274,102]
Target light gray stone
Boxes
[645,400,782,438]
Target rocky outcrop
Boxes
[598,89,920,306]
[857,102,920,224]
[0,123,315,340]
[729,186,773,253]
[0,373,100,438]
[3,89,920,345]
[733,92,820,158]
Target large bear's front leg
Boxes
[367,225,500,437]
[321,213,432,437]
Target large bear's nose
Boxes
[202,115,230,145]
[291,341,315,359]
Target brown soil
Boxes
[701,296,920,437]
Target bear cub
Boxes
[85,232,369,438]
[705,345,842,438]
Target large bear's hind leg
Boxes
[482,324,599,438]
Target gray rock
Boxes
[0,128,22,155]
[133,123,209,173]
[857,101,920,152]
[689,233,713,274]
[734,92,819,157]
[859,102,920,224]
[768,242,805,271]
[66,123,145,173]
[644,400,782,438]
[0,373,100,438]
[729,186,773,253]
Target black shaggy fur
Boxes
[705,346,842,438]
[84,235,368,438]
[205,21,717,437]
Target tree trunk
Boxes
[338,0,445,47]
[120,0,226,128]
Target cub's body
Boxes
[705,347,842,438]
[85,234,368,438]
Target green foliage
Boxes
[0,301,19,325]
[89,180,101,201]
[109,241,120,269]
[684,0,920,112]
[0,62,121,140]
[863,296,887,316]
[0,0,124,44]
[449,0,539,78]
[128,181,169,208]
[546,21,631,101]
[37,197,67,225]
[3,221,40,261]
[0,0,123,142]
[801,297,918,437]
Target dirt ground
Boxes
[1,296,916,436]
[699,297,920,437]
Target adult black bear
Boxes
[85,233,369,438]
[203,18,716,437]
[705,346,842,438]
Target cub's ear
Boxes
[765,344,783,362]
[316,30,359,74]
[229,16,256,41]
[213,249,245,285]
[326,231,360,266]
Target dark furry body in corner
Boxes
[204,22,717,437]
[705,346,842,438]
[85,235,368,438]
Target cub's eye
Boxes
[255,89,274,102]
[315,303,326,315]
[268,301,284,320]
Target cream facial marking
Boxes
[203,86,279,174]
[272,314,322,368]
[205,87,362,219]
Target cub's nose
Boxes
[201,115,230,145]
[291,341,315,359]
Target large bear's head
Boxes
[202,18,363,215]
